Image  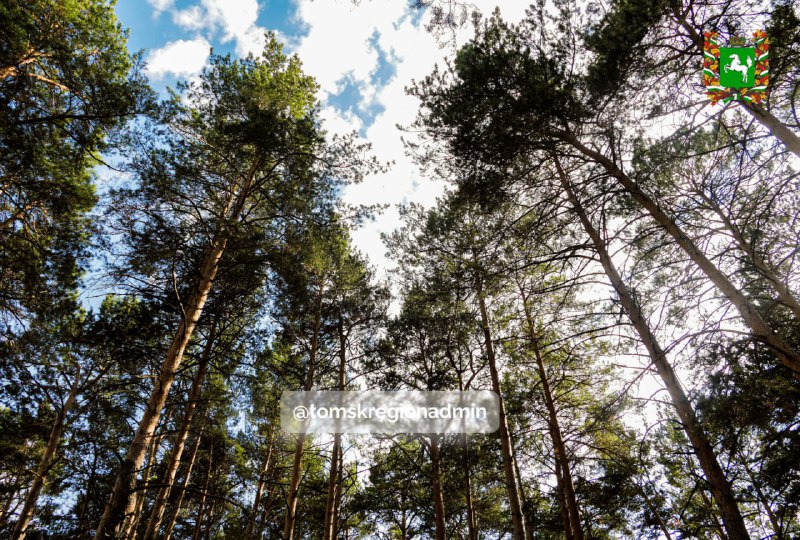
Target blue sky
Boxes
[112,0,532,276]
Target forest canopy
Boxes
[1,0,799,539]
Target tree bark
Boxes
[11,364,82,540]
[142,319,217,540]
[283,291,322,540]
[475,279,528,540]
[95,237,226,539]
[324,318,347,540]
[554,454,574,540]
[695,189,800,321]
[191,444,214,540]
[245,427,275,539]
[429,434,447,540]
[561,133,800,374]
[461,433,478,540]
[741,102,800,159]
[518,290,584,540]
[553,156,752,540]
[96,157,260,538]
[162,422,204,540]
[331,444,344,538]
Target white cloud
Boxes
[148,0,174,16]
[171,0,269,57]
[289,0,531,275]
[172,6,206,31]
[145,38,212,79]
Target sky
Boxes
[113,0,534,278]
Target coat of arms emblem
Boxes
[704,31,768,104]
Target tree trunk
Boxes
[561,134,800,374]
[741,102,800,159]
[554,455,574,540]
[639,484,673,540]
[331,444,344,538]
[461,433,478,540]
[245,427,275,540]
[143,320,217,540]
[696,189,800,321]
[162,422,204,540]
[511,440,535,540]
[324,318,347,540]
[553,157,752,540]
[475,279,528,540]
[96,159,259,538]
[11,364,82,540]
[191,445,214,540]
[283,293,322,540]
[95,236,227,539]
[429,434,447,540]
[519,291,584,540]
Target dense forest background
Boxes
[1,0,800,538]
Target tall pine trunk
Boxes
[331,445,344,537]
[96,236,226,539]
[162,422,204,540]
[476,278,528,540]
[324,319,347,540]
[283,291,322,540]
[97,164,257,538]
[553,157,751,540]
[561,134,800,374]
[741,103,800,159]
[246,427,275,539]
[461,432,477,540]
[518,290,584,540]
[11,365,82,540]
[429,434,447,540]
[142,320,217,540]
[694,189,800,321]
[191,443,214,540]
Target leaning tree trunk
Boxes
[553,157,752,540]
[429,434,447,540]
[519,291,584,540]
[96,160,259,538]
[741,103,800,159]
[12,365,82,540]
[554,454,574,540]
[142,319,217,540]
[95,237,226,539]
[191,443,214,540]
[246,427,275,539]
[162,422,205,540]
[475,278,528,540]
[283,293,322,540]
[695,189,800,321]
[561,133,800,375]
